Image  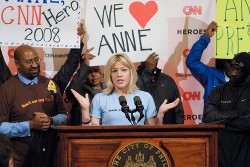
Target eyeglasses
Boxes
[22,57,41,66]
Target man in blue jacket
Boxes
[186,21,231,104]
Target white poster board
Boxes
[86,0,169,65]
[0,0,82,48]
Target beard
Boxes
[19,65,40,80]
[30,67,40,77]
[229,73,247,85]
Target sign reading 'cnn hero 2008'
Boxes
[0,0,81,48]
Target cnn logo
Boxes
[183,6,202,15]
[183,91,201,101]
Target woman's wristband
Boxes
[82,120,91,125]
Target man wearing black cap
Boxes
[203,52,250,167]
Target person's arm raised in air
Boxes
[204,21,217,39]
[66,47,96,101]
[186,21,218,86]
[52,23,86,94]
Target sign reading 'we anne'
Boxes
[86,0,169,65]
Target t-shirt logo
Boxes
[47,80,57,93]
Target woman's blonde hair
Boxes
[102,53,138,94]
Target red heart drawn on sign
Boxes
[129,1,158,29]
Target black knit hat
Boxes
[89,66,101,73]
[231,52,250,74]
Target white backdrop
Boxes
[1,0,216,124]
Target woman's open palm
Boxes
[71,89,90,110]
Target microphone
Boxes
[133,96,144,123]
[119,96,131,123]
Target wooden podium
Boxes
[55,124,224,167]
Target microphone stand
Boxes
[129,109,138,125]
[121,106,144,125]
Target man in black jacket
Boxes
[137,52,184,124]
[204,52,250,167]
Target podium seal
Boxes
[111,142,170,167]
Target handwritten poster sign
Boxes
[215,0,250,59]
[86,0,169,65]
[0,0,81,48]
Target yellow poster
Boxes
[215,0,250,59]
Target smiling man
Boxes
[0,44,67,167]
